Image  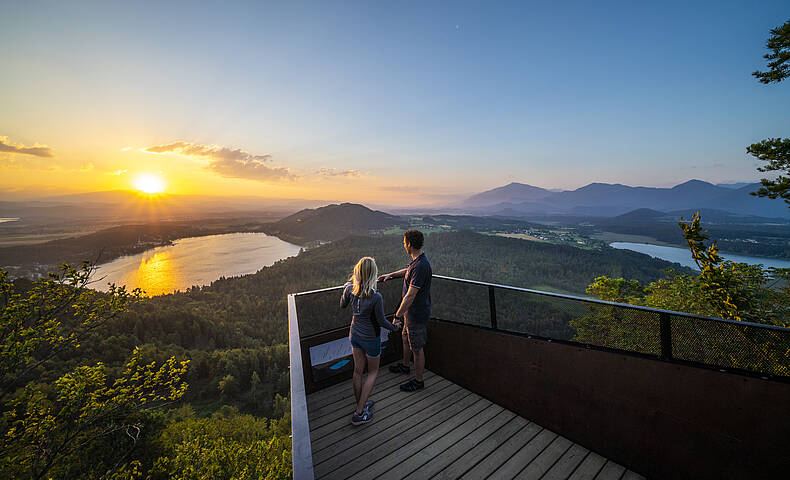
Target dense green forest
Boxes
[1,229,686,479]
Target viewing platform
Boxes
[289,275,790,480]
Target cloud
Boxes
[107,168,128,176]
[0,136,53,158]
[144,141,293,182]
[317,168,363,178]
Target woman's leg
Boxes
[355,355,380,415]
[352,348,366,406]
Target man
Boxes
[379,229,432,392]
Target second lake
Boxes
[610,242,790,270]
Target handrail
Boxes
[432,275,790,332]
[287,294,314,480]
[292,274,790,333]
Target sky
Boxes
[1,0,788,205]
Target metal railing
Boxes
[292,275,790,381]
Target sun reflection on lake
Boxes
[92,233,301,296]
[128,250,178,296]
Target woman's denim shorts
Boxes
[350,335,381,358]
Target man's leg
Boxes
[401,330,412,367]
[399,323,426,391]
[413,348,425,382]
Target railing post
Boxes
[659,312,672,360]
[488,286,498,329]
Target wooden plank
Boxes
[568,452,607,480]
[288,294,315,480]
[309,374,442,430]
[433,415,529,479]
[514,435,573,479]
[307,367,404,414]
[343,397,492,480]
[459,422,543,480]
[487,428,557,479]
[410,409,516,479]
[311,379,458,450]
[308,371,438,428]
[595,461,626,480]
[311,381,459,462]
[307,366,401,409]
[315,388,480,479]
[377,403,505,480]
[621,470,646,480]
[541,444,590,480]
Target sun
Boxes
[133,174,166,194]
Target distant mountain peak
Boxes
[672,179,716,189]
[464,182,552,207]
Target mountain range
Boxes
[462,180,788,219]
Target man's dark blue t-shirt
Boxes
[403,253,432,323]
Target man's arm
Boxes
[395,285,419,318]
[378,268,407,282]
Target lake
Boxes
[92,232,301,296]
[610,242,790,270]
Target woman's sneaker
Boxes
[351,407,373,425]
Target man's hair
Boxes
[404,229,424,250]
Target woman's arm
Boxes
[374,295,399,331]
[340,282,352,308]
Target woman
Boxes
[340,256,401,425]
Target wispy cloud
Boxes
[144,141,293,182]
[0,136,53,158]
[317,168,363,178]
[107,168,128,176]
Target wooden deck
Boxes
[307,367,646,480]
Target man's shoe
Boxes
[389,363,410,374]
[351,408,373,425]
[399,379,425,392]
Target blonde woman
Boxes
[340,257,401,425]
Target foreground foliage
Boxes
[0,265,190,479]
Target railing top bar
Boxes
[293,285,345,296]
[432,275,790,332]
[290,274,790,333]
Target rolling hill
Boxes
[258,203,406,243]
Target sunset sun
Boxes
[133,174,166,194]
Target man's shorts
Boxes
[402,320,427,351]
[350,335,382,358]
